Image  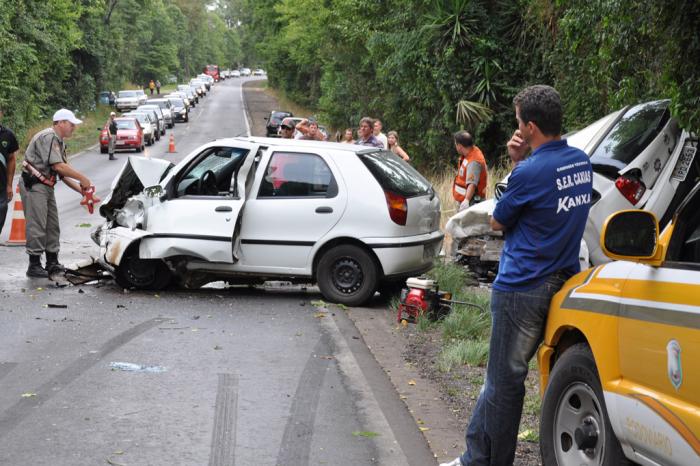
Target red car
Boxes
[99,117,144,153]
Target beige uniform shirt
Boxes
[24,127,66,177]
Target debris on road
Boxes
[46,304,68,309]
[109,362,167,373]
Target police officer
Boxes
[20,109,99,278]
[0,105,19,236]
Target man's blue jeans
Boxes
[460,274,566,466]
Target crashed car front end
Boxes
[92,157,173,269]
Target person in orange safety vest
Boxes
[452,130,487,211]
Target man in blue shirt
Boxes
[442,85,592,466]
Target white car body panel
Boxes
[97,138,443,292]
[238,147,348,271]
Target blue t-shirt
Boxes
[492,139,592,291]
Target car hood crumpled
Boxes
[99,156,173,221]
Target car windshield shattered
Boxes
[590,100,672,170]
[358,150,432,197]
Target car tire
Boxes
[540,343,631,466]
[135,143,143,153]
[168,122,173,129]
[115,249,172,290]
[100,147,108,154]
[316,244,378,306]
[161,128,166,136]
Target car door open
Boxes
[141,142,259,263]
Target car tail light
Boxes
[615,174,646,205]
[384,191,407,225]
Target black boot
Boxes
[27,255,48,278]
[46,252,64,275]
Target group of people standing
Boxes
[278,115,411,162]
[148,79,161,95]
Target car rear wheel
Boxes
[540,343,631,466]
[100,147,108,154]
[135,143,143,153]
[115,249,172,290]
[317,245,378,306]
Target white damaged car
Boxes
[447,99,699,277]
[92,137,443,305]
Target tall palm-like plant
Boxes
[420,0,481,47]
[455,100,493,129]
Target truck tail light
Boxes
[615,173,646,205]
[384,191,407,225]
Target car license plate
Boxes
[671,141,697,182]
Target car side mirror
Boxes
[144,185,165,199]
[601,210,659,260]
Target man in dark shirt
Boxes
[0,106,20,235]
[355,117,384,148]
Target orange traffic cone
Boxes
[6,185,26,246]
[168,133,176,153]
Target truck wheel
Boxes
[317,245,377,306]
[115,250,172,290]
[540,343,631,466]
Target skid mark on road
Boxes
[0,317,165,439]
[209,373,239,466]
[275,333,333,466]
[0,363,17,382]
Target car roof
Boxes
[225,136,382,154]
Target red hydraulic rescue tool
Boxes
[81,185,97,214]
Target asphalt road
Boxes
[0,78,436,465]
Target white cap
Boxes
[110,111,116,116]
[52,108,83,124]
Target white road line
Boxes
[320,316,410,466]
[240,80,251,136]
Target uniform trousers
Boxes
[19,180,60,256]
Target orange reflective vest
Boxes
[452,146,487,203]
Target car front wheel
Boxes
[316,244,378,306]
[540,343,631,466]
[115,249,172,290]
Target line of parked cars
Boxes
[99,74,218,154]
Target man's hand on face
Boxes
[507,129,529,164]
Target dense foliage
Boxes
[234,0,700,170]
[0,0,242,140]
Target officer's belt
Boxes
[22,160,57,187]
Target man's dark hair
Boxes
[513,85,562,136]
[453,130,473,148]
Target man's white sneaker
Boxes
[439,458,462,466]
